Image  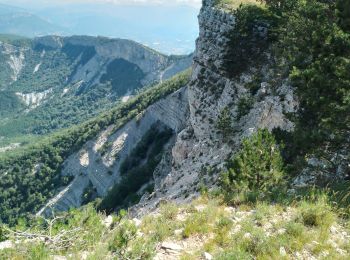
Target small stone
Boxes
[231,224,241,234]
[103,215,113,228]
[81,251,89,260]
[280,247,287,256]
[174,229,183,236]
[133,218,142,227]
[294,252,302,259]
[53,256,67,260]
[195,205,206,212]
[224,207,235,214]
[243,233,252,239]
[320,250,329,258]
[203,252,213,260]
[330,225,337,234]
[161,242,183,251]
[0,240,14,250]
[336,248,346,255]
[277,228,286,235]
[327,239,338,248]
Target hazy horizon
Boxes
[0,0,201,54]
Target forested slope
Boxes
[0,70,191,224]
[0,35,192,148]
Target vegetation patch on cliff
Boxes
[99,124,173,213]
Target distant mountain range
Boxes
[0,34,192,147]
[0,4,66,36]
[0,3,199,54]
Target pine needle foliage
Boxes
[221,129,284,197]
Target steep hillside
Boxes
[0,70,190,224]
[0,35,192,148]
[0,0,349,259]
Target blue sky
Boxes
[0,0,202,8]
[0,0,201,54]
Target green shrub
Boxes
[221,129,284,200]
[260,0,297,14]
[278,0,350,157]
[217,107,233,140]
[298,199,335,229]
[28,243,50,260]
[109,219,137,254]
[224,4,276,77]
[215,249,251,260]
[81,181,96,205]
[237,96,254,120]
[285,221,305,238]
[336,0,350,32]
[99,126,173,213]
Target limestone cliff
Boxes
[33,36,192,87]
[38,87,189,215]
[132,0,298,215]
[38,0,298,215]
[39,0,349,216]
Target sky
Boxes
[0,0,201,54]
[0,0,202,8]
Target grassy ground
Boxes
[1,189,349,259]
[214,0,262,10]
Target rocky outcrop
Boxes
[132,0,298,216]
[292,143,350,188]
[38,87,189,216]
[16,88,53,109]
[34,36,192,87]
[0,42,26,82]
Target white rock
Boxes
[280,247,287,256]
[161,242,183,251]
[53,256,67,260]
[136,231,144,237]
[81,251,89,260]
[174,229,183,236]
[243,233,252,239]
[133,218,142,227]
[231,224,241,234]
[336,248,346,255]
[224,207,235,214]
[203,252,213,260]
[319,250,329,258]
[0,240,14,250]
[195,205,206,212]
[103,215,113,228]
[277,228,286,235]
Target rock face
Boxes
[1,35,192,90]
[37,0,347,217]
[0,42,26,82]
[15,88,53,109]
[132,0,298,215]
[38,87,189,215]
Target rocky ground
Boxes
[2,195,349,259]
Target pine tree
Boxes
[217,107,233,141]
[221,129,284,195]
[336,0,350,32]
